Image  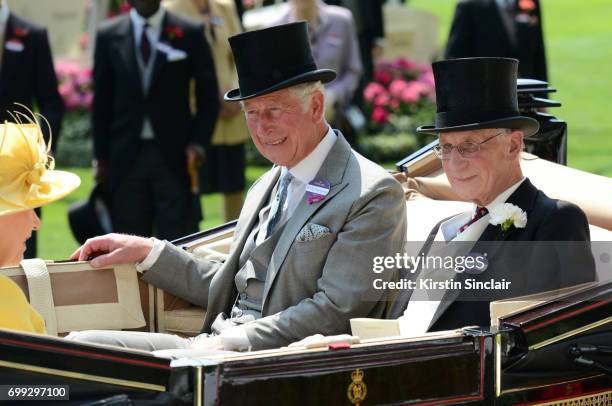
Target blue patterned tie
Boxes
[265,171,293,238]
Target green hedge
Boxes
[55,112,93,167]
[359,132,421,162]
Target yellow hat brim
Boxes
[0,170,81,217]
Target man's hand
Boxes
[70,233,154,268]
[186,143,205,170]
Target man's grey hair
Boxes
[498,128,524,162]
[239,81,325,112]
[289,81,325,110]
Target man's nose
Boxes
[257,112,274,133]
[447,148,468,169]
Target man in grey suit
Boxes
[69,22,406,352]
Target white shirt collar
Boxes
[129,6,165,31]
[0,2,9,26]
[482,177,526,213]
[287,126,337,184]
[440,177,526,241]
[256,127,336,246]
[440,212,472,242]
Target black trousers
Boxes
[111,143,200,241]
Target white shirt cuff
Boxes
[136,238,164,272]
[219,325,251,351]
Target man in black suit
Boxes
[388,58,595,333]
[0,0,64,258]
[445,0,547,82]
[93,0,219,240]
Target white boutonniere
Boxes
[489,203,527,232]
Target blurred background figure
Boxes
[0,0,65,258]
[445,0,547,82]
[92,0,220,240]
[324,0,385,86]
[233,0,245,22]
[0,118,80,333]
[165,0,248,221]
[271,0,362,144]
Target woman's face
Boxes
[0,209,41,267]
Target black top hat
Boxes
[417,57,539,136]
[224,22,336,102]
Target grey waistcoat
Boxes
[232,216,287,321]
[135,40,156,139]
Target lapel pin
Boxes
[306,178,331,204]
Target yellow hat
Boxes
[0,118,80,216]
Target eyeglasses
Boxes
[433,131,505,160]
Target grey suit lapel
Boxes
[234,167,281,258]
[262,133,352,307]
[387,215,450,319]
[425,222,480,330]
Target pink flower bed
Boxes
[55,60,93,112]
[364,57,436,128]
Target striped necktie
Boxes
[265,171,293,239]
[457,206,489,236]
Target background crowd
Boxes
[1,0,609,260]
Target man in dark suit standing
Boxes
[388,58,594,333]
[93,0,220,240]
[445,0,547,82]
[0,0,64,258]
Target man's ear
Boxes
[311,90,325,122]
[507,130,524,159]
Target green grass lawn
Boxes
[40,162,398,259]
[411,0,612,175]
[39,0,611,258]
[39,166,268,259]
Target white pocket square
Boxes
[167,50,187,62]
[296,223,330,242]
[156,43,187,61]
[5,41,24,52]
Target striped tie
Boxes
[265,171,293,238]
[457,206,489,235]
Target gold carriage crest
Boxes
[347,368,367,405]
